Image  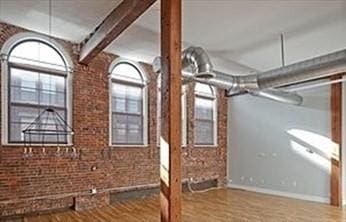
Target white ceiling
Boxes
[0,0,345,74]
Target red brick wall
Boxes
[0,22,227,217]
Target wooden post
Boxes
[330,74,343,206]
[160,0,182,221]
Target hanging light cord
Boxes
[280,33,285,67]
[49,0,52,41]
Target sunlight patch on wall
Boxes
[287,129,338,159]
[290,141,331,172]
[287,129,336,173]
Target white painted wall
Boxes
[227,85,332,203]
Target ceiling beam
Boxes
[79,0,156,64]
[160,0,182,221]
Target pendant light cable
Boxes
[49,0,52,42]
[280,33,285,67]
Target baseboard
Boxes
[228,182,329,204]
[111,179,219,203]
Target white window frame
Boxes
[108,58,148,147]
[181,85,188,146]
[157,74,187,146]
[342,76,346,206]
[194,83,218,147]
[1,32,73,146]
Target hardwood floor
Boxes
[25,189,346,222]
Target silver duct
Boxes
[228,49,346,95]
[153,47,346,106]
[258,49,346,89]
[181,46,215,79]
[250,89,303,106]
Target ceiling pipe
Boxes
[181,46,215,79]
[153,47,346,106]
[257,49,346,89]
[226,49,346,97]
[250,89,303,106]
[285,76,346,92]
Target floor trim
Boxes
[228,182,329,204]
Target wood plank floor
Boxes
[25,189,346,222]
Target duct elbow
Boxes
[182,46,215,79]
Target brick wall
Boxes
[0,22,227,217]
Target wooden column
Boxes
[160,0,182,221]
[330,74,343,206]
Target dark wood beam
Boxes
[79,0,156,64]
[330,74,343,206]
[160,0,182,221]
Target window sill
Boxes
[1,143,74,147]
[109,144,149,148]
[194,144,219,148]
[156,145,188,148]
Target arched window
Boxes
[157,74,187,146]
[1,33,73,145]
[110,60,148,146]
[194,83,217,146]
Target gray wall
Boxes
[227,85,332,201]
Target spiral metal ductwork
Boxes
[181,46,215,79]
[153,47,346,106]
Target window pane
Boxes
[127,99,141,114]
[195,97,213,120]
[11,86,38,104]
[40,73,65,92]
[9,41,66,71]
[195,120,214,145]
[36,108,67,143]
[113,114,127,129]
[50,75,65,92]
[113,97,126,112]
[112,84,142,113]
[9,105,40,142]
[40,91,65,107]
[113,128,126,144]
[128,116,142,144]
[11,68,38,88]
[127,86,141,100]
[112,83,126,98]
[10,123,38,142]
[112,63,143,83]
[112,113,143,144]
[9,105,67,143]
[10,105,40,123]
[10,69,39,104]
